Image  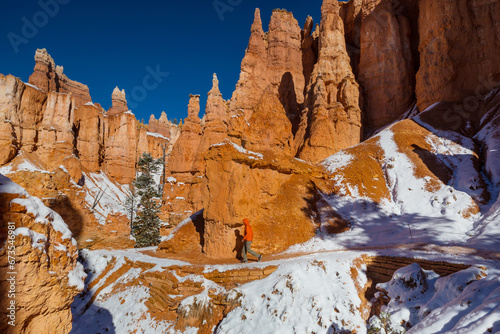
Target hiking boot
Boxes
[241,260,248,263]
[258,255,262,262]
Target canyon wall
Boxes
[161,0,500,258]
[0,49,178,185]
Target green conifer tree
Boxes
[132,152,162,247]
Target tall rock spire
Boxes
[229,7,305,132]
[208,73,221,96]
[294,0,362,163]
[248,8,266,54]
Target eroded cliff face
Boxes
[0,174,85,334]
[202,142,329,258]
[230,8,305,128]
[2,0,498,263]
[294,0,362,163]
[1,49,177,186]
[0,49,179,252]
[416,0,500,111]
[28,48,92,108]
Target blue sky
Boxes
[0,0,333,123]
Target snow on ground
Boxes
[369,262,500,334]
[377,127,478,226]
[216,252,368,334]
[71,248,190,334]
[147,131,170,140]
[72,248,371,334]
[82,172,130,225]
[469,92,500,248]
[71,245,500,334]
[299,124,482,253]
[321,150,353,174]
[0,173,75,240]
[0,152,49,175]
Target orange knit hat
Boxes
[243,218,250,225]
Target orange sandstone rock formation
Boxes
[0,174,84,334]
[107,86,128,116]
[202,142,329,258]
[416,0,500,111]
[295,0,362,162]
[229,8,305,129]
[28,48,91,107]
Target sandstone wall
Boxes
[416,0,500,111]
[0,174,84,334]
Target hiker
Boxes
[241,218,262,263]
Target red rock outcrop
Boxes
[37,91,79,172]
[201,142,329,258]
[0,174,85,334]
[148,111,180,140]
[163,75,231,226]
[107,86,129,116]
[28,48,91,107]
[1,48,175,185]
[416,0,500,111]
[294,0,362,163]
[0,73,83,180]
[163,95,204,224]
[357,3,414,130]
[167,95,203,174]
[104,112,140,184]
[74,103,105,173]
[242,89,293,156]
[229,8,305,127]
[191,74,230,170]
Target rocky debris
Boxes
[107,86,129,116]
[28,48,91,108]
[0,174,84,334]
[294,0,362,163]
[416,0,500,111]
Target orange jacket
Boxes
[243,219,253,241]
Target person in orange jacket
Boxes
[241,218,262,263]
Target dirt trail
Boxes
[141,242,500,267]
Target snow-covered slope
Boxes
[69,246,500,334]
[370,263,500,334]
[306,93,500,253]
[82,171,130,225]
[0,153,131,227]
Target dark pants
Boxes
[241,241,260,261]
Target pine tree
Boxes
[132,152,162,247]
